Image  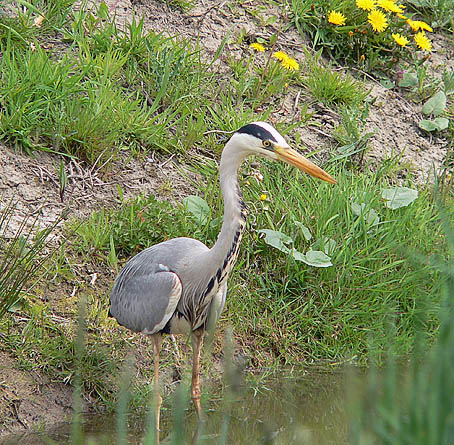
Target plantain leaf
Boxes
[259,229,292,253]
[351,202,380,226]
[382,187,418,209]
[294,221,312,241]
[183,195,210,225]
[398,73,418,88]
[422,91,446,116]
[292,249,333,267]
[419,117,449,132]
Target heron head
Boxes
[232,122,336,184]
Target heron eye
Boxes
[263,140,272,148]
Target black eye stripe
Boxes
[237,124,278,143]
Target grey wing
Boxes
[109,251,182,334]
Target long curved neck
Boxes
[203,141,248,280]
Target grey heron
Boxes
[109,122,336,442]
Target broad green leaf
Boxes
[398,73,418,88]
[419,118,449,132]
[292,249,332,267]
[419,119,438,132]
[382,187,418,209]
[209,216,222,229]
[380,79,395,89]
[294,221,312,241]
[422,91,446,116]
[183,195,210,225]
[351,202,380,226]
[259,229,292,253]
[311,237,337,255]
[433,117,449,130]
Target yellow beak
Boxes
[276,146,337,185]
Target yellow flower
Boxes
[392,33,409,47]
[250,42,265,52]
[368,9,388,32]
[377,0,404,13]
[407,19,433,32]
[272,51,288,62]
[281,56,300,71]
[414,31,432,51]
[417,21,433,32]
[356,0,376,11]
[259,194,268,201]
[272,51,299,71]
[328,11,346,26]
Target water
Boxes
[1,368,358,444]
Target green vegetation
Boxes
[0,200,61,319]
[0,3,216,161]
[0,0,453,442]
[290,0,440,71]
[298,49,369,107]
[350,228,454,444]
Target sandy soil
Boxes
[0,0,452,439]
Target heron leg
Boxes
[191,329,205,418]
[151,333,163,445]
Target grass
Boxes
[0,5,216,161]
[55,156,451,369]
[0,0,453,441]
[0,200,62,319]
[350,225,454,444]
[298,49,369,108]
[289,0,443,72]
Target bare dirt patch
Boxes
[0,351,73,437]
[0,142,199,235]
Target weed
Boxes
[70,194,209,262]
[0,200,61,320]
[291,0,435,72]
[350,217,454,444]
[299,49,369,107]
[228,35,301,108]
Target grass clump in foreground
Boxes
[350,223,454,444]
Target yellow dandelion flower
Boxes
[280,56,300,71]
[407,19,433,32]
[417,21,433,32]
[272,51,289,62]
[368,9,388,32]
[356,0,376,11]
[250,42,265,52]
[414,31,432,51]
[259,194,268,201]
[392,33,409,47]
[328,11,346,26]
[377,0,403,13]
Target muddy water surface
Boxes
[2,369,358,444]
